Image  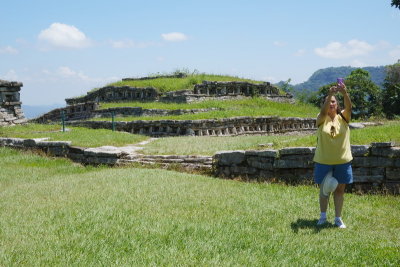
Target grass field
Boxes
[142,121,400,155]
[0,124,148,147]
[0,147,399,266]
[93,98,319,121]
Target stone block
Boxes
[352,167,385,183]
[68,153,85,161]
[273,158,313,169]
[279,147,315,155]
[370,142,394,148]
[244,149,278,158]
[36,141,72,147]
[246,157,274,170]
[68,146,85,154]
[85,156,119,165]
[23,139,37,147]
[352,156,394,168]
[385,168,400,181]
[370,147,400,158]
[83,146,123,157]
[230,165,257,175]
[0,137,24,147]
[351,145,370,156]
[276,168,314,180]
[213,150,245,165]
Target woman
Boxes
[313,81,353,228]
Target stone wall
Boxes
[31,105,219,123]
[31,102,99,123]
[1,136,398,194]
[65,81,292,105]
[0,79,27,126]
[213,142,400,194]
[65,86,159,105]
[159,81,293,103]
[66,116,317,137]
[194,81,279,95]
[0,137,212,170]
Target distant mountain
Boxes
[22,104,63,119]
[277,65,387,96]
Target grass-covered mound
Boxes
[0,147,399,265]
[106,73,267,93]
[93,97,319,121]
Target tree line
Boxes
[302,62,400,120]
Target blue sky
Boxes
[1,0,400,105]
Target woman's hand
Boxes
[328,86,338,95]
[337,82,347,94]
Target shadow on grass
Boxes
[291,218,335,234]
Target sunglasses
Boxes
[330,125,335,137]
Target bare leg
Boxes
[319,185,329,212]
[334,184,346,217]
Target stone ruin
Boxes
[65,86,159,105]
[36,80,293,124]
[0,79,26,126]
[65,80,292,105]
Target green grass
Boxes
[0,124,148,147]
[93,98,319,121]
[142,121,400,155]
[0,147,399,266]
[105,73,266,93]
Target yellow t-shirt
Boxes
[313,114,353,165]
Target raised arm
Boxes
[316,86,336,127]
[337,83,352,122]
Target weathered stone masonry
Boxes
[213,142,400,194]
[65,81,292,106]
[1,137,398,194]
[65,86,159,105]
[66,116,317,137]
[31,104,218,123]
[0,79,27,126]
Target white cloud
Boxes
[53,66,119,84]
[0,46,18,54]
[350,59,367,67]
[156,56,165,62]
[315,39,374,59]
[2,69,18,81]
[273,41,287,47]
[161,32,188,42]
[38,23,91,49]
[389,45,400,60]
[294,49,306,56]
[57,66,77,77]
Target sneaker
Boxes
[317,217,327,225]
[334,218,347,229]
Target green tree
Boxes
[382,63,400,118]
[281,78,293,94]
[392,0,400,9]
[309,69,382,119]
